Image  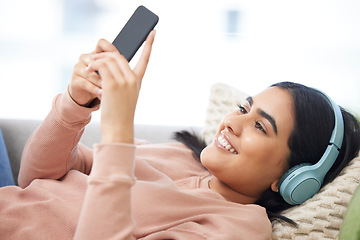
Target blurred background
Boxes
[0,0,359,127]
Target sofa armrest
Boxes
[0,119,41,184]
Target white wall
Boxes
[1,0,359,126]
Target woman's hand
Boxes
[69,39,118,107]
[86,30,156,144]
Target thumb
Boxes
[133,30,156,80]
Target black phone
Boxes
[112,6,159,62]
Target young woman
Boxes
[1,30,359,239]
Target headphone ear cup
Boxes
[278,163,311,187]
[276,90,344,205]
[279,163,321,205]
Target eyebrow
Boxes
[246,96,278,135]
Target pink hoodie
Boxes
[0,91,272,239]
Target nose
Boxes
[223,114,244,136]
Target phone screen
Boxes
[112,6,159,62]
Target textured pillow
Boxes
[272,156,360,239]
[202,83,249,145]
[202,83,360,239]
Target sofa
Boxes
[1,83,359,239]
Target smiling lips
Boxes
[216,132,238,154]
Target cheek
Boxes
[239,135,267,159]
[248,140,289,178]
[240,135,285,170]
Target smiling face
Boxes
[200,86,295,203]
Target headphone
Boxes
[278,91,344,205]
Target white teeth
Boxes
[217,135,238,154]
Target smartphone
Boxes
[112,6,159,62]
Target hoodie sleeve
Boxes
[74,143,137,240]
[18,90,99,188]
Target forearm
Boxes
[74,143,136,240]
[18,91,99,187]
[74,32,155,239]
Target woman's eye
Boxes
[237,104,248,114]
[255,121,267,134]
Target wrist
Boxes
[67,86,100,108]
[102,135,134,144]
[101,125,134,144]
[54,92,97,125]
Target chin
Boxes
[200,143,222,170]
[199,145,210,167]
[199,146,207,165]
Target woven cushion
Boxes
[202,83,360,239]
[272,156,360,239]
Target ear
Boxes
[271,179,280,192]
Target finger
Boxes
[93,52,134,82]
[77,75,103,98]
[77,53,103,87]
[78,53,93,66]
[70,70,103,101]
[94,39,118,54]
[88,58,124,88]
[133,30,156,80]
[75,61,102,88]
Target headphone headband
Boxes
[323,91,344,149]
[279,90,344,205]
[312,91,344,173]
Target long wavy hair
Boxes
[174,81,360,225]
